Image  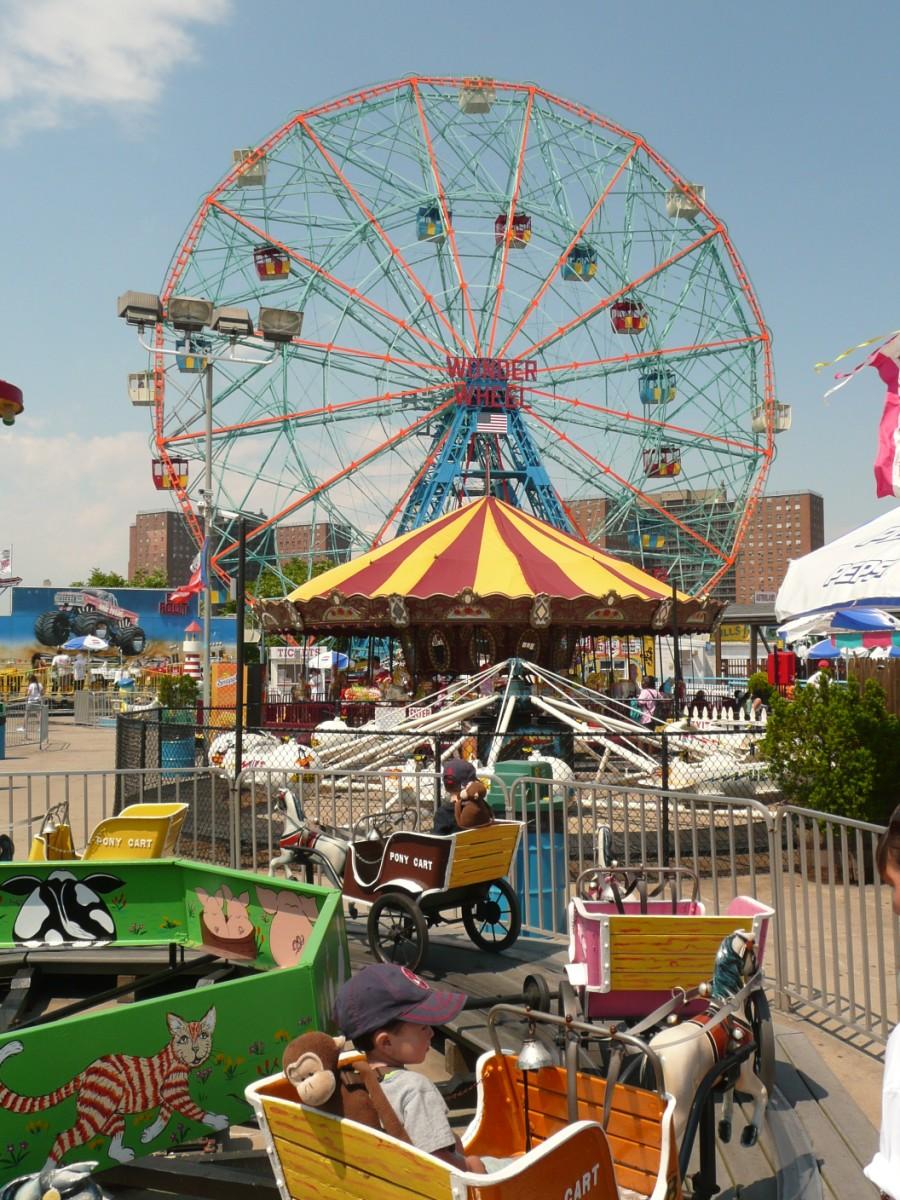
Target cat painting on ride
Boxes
[0,1007,227,1167]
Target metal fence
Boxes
[1,752,894,1051]
[3,700,49,749]
[0,767,232,865]
[74,690,158,727]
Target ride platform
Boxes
[345,921,877,1200]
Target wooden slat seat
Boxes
[445,822,522,889]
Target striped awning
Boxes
[259,498,723,634]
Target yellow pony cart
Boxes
[26,801,187,861]
[247,1004,681,1200]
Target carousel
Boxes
[258,497,724,680]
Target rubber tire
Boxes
[367,893,428,970]
[461,877,521,953]
[523,972,552,1013]
[71,610,106,637]
[746,988,776,1104]
[118,626,146,656]
[34,610,72,647]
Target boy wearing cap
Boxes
[334,963,494,1172]
[432,757,475,835]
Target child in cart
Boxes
[432,758,493,834]
[334,963,512,1174]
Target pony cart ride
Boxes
[24,800,188,862]
[248,1002,683,1200]
[270,786,525,971]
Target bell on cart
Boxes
[561,243,597,281]
[611,299,648,334]
[459,77,495,114]
[639,370,676,405]
[254,245,291,279]
[416,205,450,244]
[176,336,211,373]
[751,403,792,434]
[152,458,189,490]
[666,182,705,219]
[128,372,154,407]
[643,446,681,478]
[495,211,532,248]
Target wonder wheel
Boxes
[147,76,778,595]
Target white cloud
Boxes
[0,0,231,142]
[0,430,174,584]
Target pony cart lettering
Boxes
[563,1163,601,1200]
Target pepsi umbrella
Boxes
[778,606,900,641]
[62,635,110,651]
[806,639,841,659]
[308,648,350,670]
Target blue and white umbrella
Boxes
[62,635,110,651]
[779,606,900,641]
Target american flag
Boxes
[476,412,508,435]
[0,550,10,577]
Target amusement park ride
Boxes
[123,75,784,600]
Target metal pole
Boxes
[202,362,213,720]
[234,519,247,773]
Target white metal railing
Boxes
[3,700,49,749]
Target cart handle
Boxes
[575,864,700,910]
[486,1002,666,1126]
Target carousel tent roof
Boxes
[287,497,682,604]
[260,498,723,636]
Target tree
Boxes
[130,567,168,588]
[72,568,128,588]
[761,677,900,823]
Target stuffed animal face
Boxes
[282,1031,346,1107]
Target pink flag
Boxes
[871,334,900,498]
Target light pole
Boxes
[117,293,302,715]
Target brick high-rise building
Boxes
[732,491,825,604]
[277,521,352,564]
[128,511,196,586]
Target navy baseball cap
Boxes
[334,964,466,1041]
[442,758,476,790]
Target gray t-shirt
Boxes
[381,1069,455,1156]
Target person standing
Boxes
[637,675,663,727]
[806,659,832,688]
[864,807,900,1200]
[72,652,87,692]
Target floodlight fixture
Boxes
[258,307,303,343]
[211,306,254,339]
[117,291,162,328]
[168,295,214,333]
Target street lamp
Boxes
[117,290,301,716]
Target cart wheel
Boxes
[523,973,552,1013]
[746,987,776,1102]
[461,878,521,953]
[368,893,428,970]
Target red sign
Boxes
[446,356,536,410]
[159,601,189,615]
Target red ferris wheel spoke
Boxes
[524,387,762,456]
[161,383,450,446]
[512,227,721,365]
[494,140,640,360]
[528,334,765,378]
[209,199,452,360]
[410,81,482,355]
[210,395,456,568]
[298,117,469,356]
[292,337,442,375]
[522,407,727,561]
[485,88,535,358]
[370,424,453,548]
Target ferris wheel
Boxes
[144,76,780,596]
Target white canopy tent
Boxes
[775,505,900,621]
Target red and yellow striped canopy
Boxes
[288,497,679,603]
[255,498,723,636]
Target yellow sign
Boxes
[719,624,750,641]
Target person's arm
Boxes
[431,1137,486,1173]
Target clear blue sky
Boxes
[0,0,895,583]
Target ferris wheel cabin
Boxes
[416,205,450,244]
[561,243,597,281]
[639,370,676,405]
[128,372,154,407]
[628,531,667,550]
[232,147,267,187]
[152,459,189,490]
[751,403,792,434]
[666,182,706,219]
[254,245,291,279]
[643,447,681,478]
[611,299,648,333]
[458,77,495,113]
[495,212,532,247]
[176,337,211,373]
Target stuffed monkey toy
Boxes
[282,1031,409,1143]
[454,779,494,829]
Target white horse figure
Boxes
[649,930,767,1149]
